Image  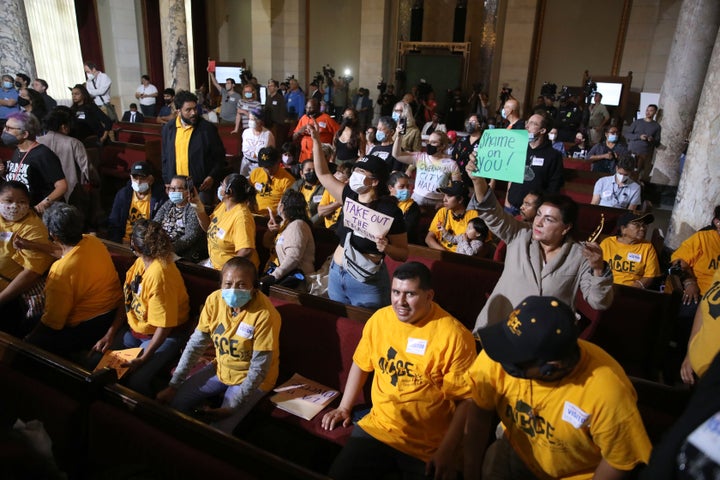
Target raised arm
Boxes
[392,131,417,165]
[310,122,346,201]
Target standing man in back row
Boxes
[161,91,226,206]
[84,61,116,121]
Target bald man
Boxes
[501,98,525,130]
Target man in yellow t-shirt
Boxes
[425,181,478,253]
[600,212,661,287]
[670,207,720,299]
[249,146,295,215]
[321,262,476,479]
[681,268,720,383]
[438,296,651,479]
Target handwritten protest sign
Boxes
[93,347,143,379]
[343,198,394,241]
[472,129,528,183]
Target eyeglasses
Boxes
[3,125,22,132]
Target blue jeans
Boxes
[115,326,182,397]
[171,363,266,433]
[328,260,390,309]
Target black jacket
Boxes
[161,117,226,186]
[107,181,167,243]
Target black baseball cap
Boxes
[130,161,152,177]
[478,296,578,364]
[437,181,467,198]
[617,211,654,228]
[258,147,280,167]
[354,155,389,178]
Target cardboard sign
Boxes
[270,373,339,421]
[342,198,394,242]
[472,129,528,183]
[93,348,143,379]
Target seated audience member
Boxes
[240,107,275,177]
[69,84,113,142]
[567,130,589,158]
[121,103,144,123]
[467,159,613,331]
[260,190,316,292]
[364,126,378,155]
[548,127,566,157]
[290,159,325,225]
[452,114,483,188]
[681,267,720,385]
[93,220,190,396]
[0,181,54,334]
[388,172,420,244]
[156,257,280,433]
[392,101,421,152]
[369,116,403,172]
[420,111,447,138]
[436,296,651,479]
[24,204,122,356]
[280,141,301,178]
[591,154,641,211]
[425,181,479,253]
[157,88,176,124]
[442,217,489,257]
[249,146,296,216]
[194,173,259,270]
[153,175,206,262]
[587,125,628,173]
[321,262,476,479]
[18,87,47,125]
[107,161,167,244]
[644,352,720,480]
[600,211,661,288]
[33,78,57,112]
[3,111,67,213]
[0,74,19,120]
[493,191,544,262]
[317,163,351,229]
[393,130,461,208]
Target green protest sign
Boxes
[472,129,528,183]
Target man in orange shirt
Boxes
[292,98,339,162]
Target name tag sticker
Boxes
[216,227,226,240]
[255,182,264,192]
[688,412,720,464]
[276,235,284,245]
[531,156,544,167]
[406,338,427,356]
[601,190,612,198]
[627,252,642,262]
[318,121,327,128]
[237,322,255,339]
[562,401,589,429]
[272,100,278,105]
[0,232,12,242]
[312,195,323,203]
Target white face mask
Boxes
[527,132,535,143]
[548,133,556,141]
[248,119,257,129]
[349,171,371,194]
[86,73,95,81]
[282,154,293,165]
[616,173,629,184]
[0,202,30,222]
[131,180,150,193]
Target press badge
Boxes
[0,232,12,242]
[627,253,642,262]
[216,228,226,240]
[531,156,544,167]
[562,401,589,429]
[255,182,264,192]
[406,338,427,355]
[237,322,255,339]
[318,121,327,128]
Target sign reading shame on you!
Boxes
[343,198,394,242]
[472,129,528,183]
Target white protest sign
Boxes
[343,198,394,242]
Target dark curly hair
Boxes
[223,173,258,211]
[131,219,174,260]
[280,189,310,225]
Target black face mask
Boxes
[164,98,172,105]
[426,144,439,156]
[304,171,318,184]
[18,97,30,107]
[14,81,22,89]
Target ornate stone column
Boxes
[0,1,36,78]
[160,0,191,91]
[651,0,720,186]
[666,27,720,249]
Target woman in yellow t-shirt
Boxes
[93,220,189,397]
[0,181,54,335]
[156,257,281,433]
[194,173,259,269]
[600,212,661,288]
[24,203,122,357]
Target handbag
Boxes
[342,232,382,283]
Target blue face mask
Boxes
[221,288,252,309]
[169,191,184,204]
[244,92,253,99]
[607,134,618,143]
[395,189,410,201]
[375,130,386,142]
[392,112,401,122]
[2,81,12,90]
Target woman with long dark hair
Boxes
[69,83,112,142]
[334,108,365,165]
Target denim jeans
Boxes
[171,363,266,433]
[115,326,182,397]
[328,260,390,309]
